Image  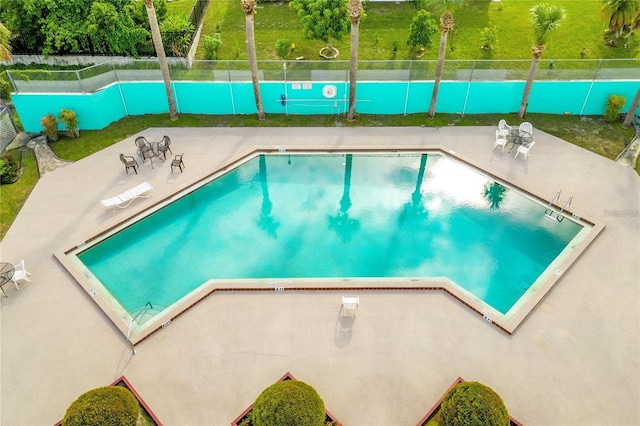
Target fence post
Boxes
[6,71,18,94]
[114,62,129,117]
[227,61,236,115]
[76,70,86,94]
[579,59,601,116]
[403,60,412,116]
[283,61,288,116]
[462,60,475,116]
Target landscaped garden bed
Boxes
[231,372,341,426]
[417,377,522,426]
[55,376,162,426]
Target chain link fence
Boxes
[6,58,639,94]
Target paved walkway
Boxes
[615,116,640,167]
[1,127,638,425]
[27,135,73,176]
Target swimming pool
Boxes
[59,150,601,342]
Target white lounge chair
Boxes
[11,260,32,289]
[492,130,508,152]
[100,182,154,209]
[515,141,535,160]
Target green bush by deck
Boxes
[440,381,509,426]
[251,380,325,426]
[62,386,139,426]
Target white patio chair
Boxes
[515,141,535,160]
[498,119,512,133]
[518,122,533,138]
[341,296,360,318]
[492,130,508,152]
[11,260,32,289]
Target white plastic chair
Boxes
[341,296,360,318]
[518,122,533,138]
[492,130,508,152]
[498,119,512,133]
[515,141,535,160]
[11,260,32,289]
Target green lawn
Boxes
[165,0,197,19]
[1,112,636,240]
[195,0,640,61]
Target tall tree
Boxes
[601,0,640,39]
[0,0,154,56]
[347,0,363,122]
[425,0,468,119]
[241,0,265,120]
[518,3,565,119]
[0,22,10,62]
[144,0,178,120]
[86,1,148,55]
[406,9,439,52]
[290,0,350,58]
[622,87,640,128]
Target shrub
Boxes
[391,40,400,56]
[604,94,626,123]
[0,71,11,100]
[62,386,139,426]
[160,14,195,57]
[40,113,58,142]
[203,33,223,60]
[407,10,439,52]
[58,108,79,138]
[275,38,293,59]
[440,381,509,426]
[480,26,499,51]
[251,380,325,426]
[0,151,20,184]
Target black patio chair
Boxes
[157,136,172,159]
[119,154,139,174]
[135,136,150,158]
[171,154,185,173]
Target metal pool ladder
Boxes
[544,190,573,222]
[127,301,154,355]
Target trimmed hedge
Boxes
[251,380,325,426]
[62,386,139,426]
[440,381,509,426]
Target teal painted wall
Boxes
[12,79,640,132]
[120,82,170,115]
[12,84,126,132]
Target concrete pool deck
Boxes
[1,126,638,425]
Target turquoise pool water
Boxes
[78,153,583,316]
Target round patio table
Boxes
[0,262,15,297]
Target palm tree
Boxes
[347,0,363,122]
[518,3,565,119]
[143,0,178,120]
[601,0,640,39]
[622,87,640,128]
[241,0,265,120]
[426,0,468,119]
[0,22,11,62]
